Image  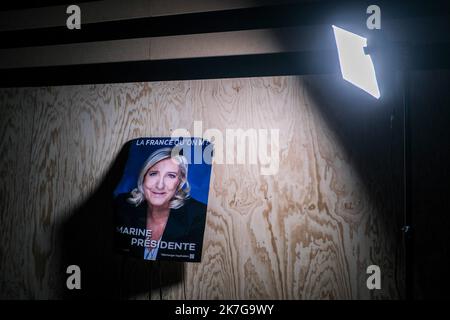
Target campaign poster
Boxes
[113,137,213,262]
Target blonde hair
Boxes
[127,147,190,209]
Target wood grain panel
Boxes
[0,88,35,298]
[0,76,402,299]
[27,86,89,298]
[183,76,401,299]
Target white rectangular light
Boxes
[332,25,380,99]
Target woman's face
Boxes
[143,158,181,208]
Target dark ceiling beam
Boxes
[0,0,449,49]
[0,51,338,87]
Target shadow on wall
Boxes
[60,141,184,299]
[302,63,450,300]
[304,74,405,298]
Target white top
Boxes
[144,240,160,260]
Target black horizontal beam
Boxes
[0,51,339,87]
[0,43,449,88]
[0,0,449,49]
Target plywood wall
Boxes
[0,76,403,299]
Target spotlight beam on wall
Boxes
[332,25,380,99]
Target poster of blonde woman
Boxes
[114,137,212,262]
